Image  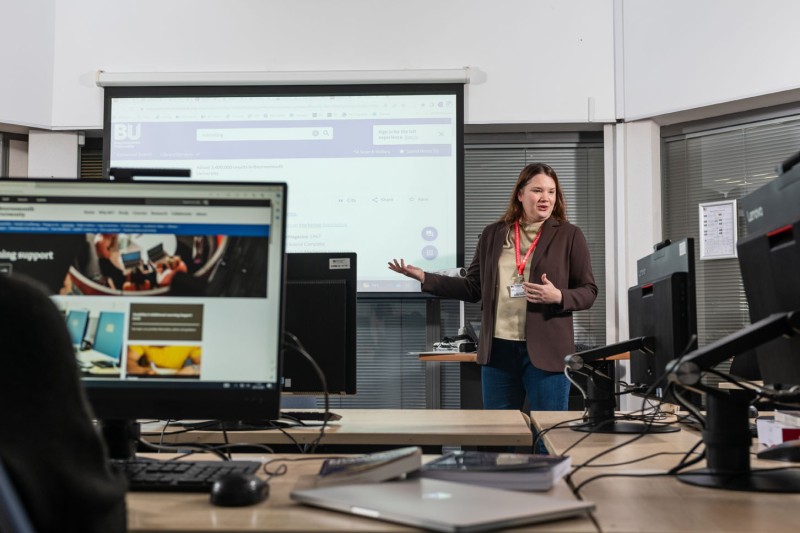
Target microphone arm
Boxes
[666,310,800,388]
[564,336,654,371]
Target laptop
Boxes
[121,250,142,269]
[290,478,594,533]
[147,243,167,262]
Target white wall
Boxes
[602,120,660,338]
[604,119,661,410]
[0,0,56,129]
[621,0,800,122]
[40,0,616,129]
[27,131,79,177]
[8,140,29,176]
[7,2,800,128]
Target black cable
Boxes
[573,471,673,497]
[666,438,706,475]
[260,455,354,480]
[563,391,680,485]
[572,450,699,469]
[283,331,330,453]
[532,413,588,453]
[221,426,232,460]
[568,336,705,497]
[204,442,276,456]
[135,438,230,461]
[670,386,706,430]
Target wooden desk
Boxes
[533,411,800,532]
[127,453,596,532]
[418,352,482,409]
[142,409,532,449]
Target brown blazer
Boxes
[422,218,597,372]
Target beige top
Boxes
[494,220,543,341]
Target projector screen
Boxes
[103,84,464,294]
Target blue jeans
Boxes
[482,338,570,453]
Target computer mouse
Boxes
[756,439,800,462]
[209,473,269,507]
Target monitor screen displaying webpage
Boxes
[0,178,286,421]
[103,84,464,294]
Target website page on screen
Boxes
[107,91,460,292]
[0,181,283,387]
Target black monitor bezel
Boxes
[0,178,287,424]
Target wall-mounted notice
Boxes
[699,199,738,260]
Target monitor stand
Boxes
[98,419,141,460]
[676,393,800,492]
[174,420,286,431]
[174,412,342,431]
[570,363,679,434]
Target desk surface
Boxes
[533,411,800,533]
[143,409,532,448]
[127,453,596,532]
[418,352,478,362]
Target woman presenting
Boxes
[389,163,597,419]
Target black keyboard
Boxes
[112,458,262,492]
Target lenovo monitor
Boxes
[738,165,800,386]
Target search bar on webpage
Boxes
[196,127,333,142]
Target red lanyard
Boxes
[514,220,542,277]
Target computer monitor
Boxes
[0,178,287,459]
[565,238,696,434]
[630,238,697,394]
[738,171,800,386]
[666,156,800,492]
[282,252,357,396]
[65,309,90,348]
[92,311,125,361]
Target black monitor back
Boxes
[738,162,800,386]
[629,272,696,397]
[282,252,357,395]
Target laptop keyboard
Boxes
[111,458,262,492]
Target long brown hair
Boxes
[500,163,568,225]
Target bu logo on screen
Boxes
[114,123,142,141]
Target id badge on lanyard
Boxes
[508,274,526,298]
[507,221,541,298]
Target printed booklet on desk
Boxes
[413,451,571,491]
[774,410,800,427]
[315,446,422,486]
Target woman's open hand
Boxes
[388,258,425,284]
